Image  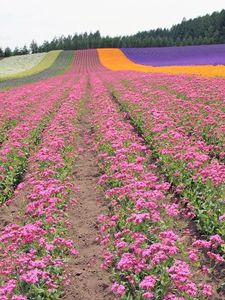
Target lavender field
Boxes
[122,44,225,66]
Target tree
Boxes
[13,47,20,56]
[4,47,12,57]
[30,40,39,53]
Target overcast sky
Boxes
[0,0,224,49]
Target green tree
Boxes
[4,47,12,57]
[0,47,4,57]
[13,47,20,55]
[30,40,39,53]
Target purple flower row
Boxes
[121,44,225,66]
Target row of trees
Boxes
[0,45,29,57]
[1,9,225,57]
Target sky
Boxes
[0,0,225,49]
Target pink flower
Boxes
[117,253,137,271]
[188,249,198,262]
[210,234,224,245]
[202,284,213,297]
[219,214,225,221]
[192,240,211,249]
[111,283,126,296]
[168,260,191,283]
[164,293,185,300]
[207,252,225,263]
[12,296,28,300]
[20,269,41,284]
[139,275,157,290]
[0,279,16,296]
[142,291,154,299]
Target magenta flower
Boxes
[111,282,126,296]
[139,275,157,290]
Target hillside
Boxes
[0,53,46,78]
[0,50,74,89]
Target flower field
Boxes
[0,47,224,300]
[98,48,225,77]
[0,51,74,90]
[121,44,225,66]
[0,53,46,77]
[0,51,61,82]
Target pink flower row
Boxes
[88,75,217,299]
[0,76,86,299]
[102,71,225,237]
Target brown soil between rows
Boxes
[63,105,114,300]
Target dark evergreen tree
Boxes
[20,45,29,55]
[4,47,12,57]
[0,47,4,57]
[30,40,39,53]
[13,47,20,55]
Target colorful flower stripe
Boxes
[89,75,217,299]
[121,45,225,66]
[0,51,75,91]
[101,73,225,239]
[97,48,225,77]
[0,76,86,299]
[0,51,61,82]
[0,53,47,78]
[73,49,106,73]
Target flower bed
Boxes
[88,75,218,299]
[0,76,86,299]
[104,72,225,239]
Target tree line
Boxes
[1,9,225,57]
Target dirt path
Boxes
[63,100,114,300]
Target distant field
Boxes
[98,48,225,77]
[0,50,61,82]
[0,50,75,89]
[122,44,225,66]
[0,53,46,78]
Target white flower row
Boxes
[0,53,47,77]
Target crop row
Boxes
[128,72,225,112]
[118,72,225,159]
[0,76,87,299]
[88,75,221,299]
[121,45,225,66]
[0,73,78,204]
[100,72,225,240]
[0,76,67,145]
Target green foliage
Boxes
[4,47,12,57]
